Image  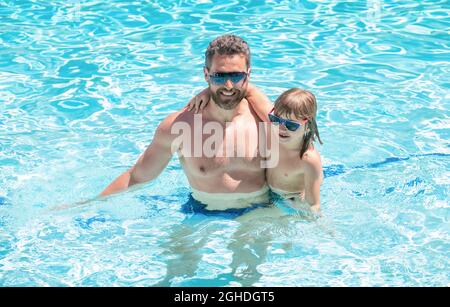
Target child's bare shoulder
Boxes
[301,147,323,171]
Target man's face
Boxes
[204,54,250,110]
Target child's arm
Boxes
[246,83,273,122]
[303,152,323,213]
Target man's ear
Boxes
[203,67,209,83]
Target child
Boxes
[188,84,324,213]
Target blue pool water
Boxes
[0,0,449,286]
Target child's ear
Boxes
[305,121,311,133]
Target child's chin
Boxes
[278,135,291,142]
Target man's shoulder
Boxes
[240,98,264,122]
[153,108,196,143]
[159,108,194,129]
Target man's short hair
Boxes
[205,34,251,70]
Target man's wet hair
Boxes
[205,34,251,70]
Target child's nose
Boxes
[279,124,288,131]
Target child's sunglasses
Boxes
[268,108,302,132]
[208,72,248,85]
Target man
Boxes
[100,34,271,210]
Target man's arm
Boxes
[246,83,273,122]
[100,114,178,197]
[303,152,323,212]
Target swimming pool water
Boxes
[0,0,449,286]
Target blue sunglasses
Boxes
[268,108,302,132]
[208,72,248,85]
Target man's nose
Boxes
[224,79,233,89]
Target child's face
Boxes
[271,112,309,144]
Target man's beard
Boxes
[210,86,247,110]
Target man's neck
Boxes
[206,98,248,123]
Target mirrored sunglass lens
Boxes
[211,73,245,84]
[285,122,300,131]
[211,76,225,84]
[268,114,280,124]
[230,73,245,83]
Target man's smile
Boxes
[220,90,236,97]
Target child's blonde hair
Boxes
[274,88,323,158]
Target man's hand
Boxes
[49,196,106,212]
[186,88,210,113]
